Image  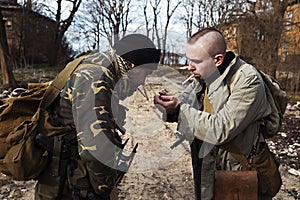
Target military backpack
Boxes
[0,56,86,180]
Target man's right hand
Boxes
[153,91,180,114]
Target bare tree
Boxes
[180,0,195,39]
[147,0,181,63]
[194,0,248,29]
[81,0,132,47]
[45,0,82,66]
[73,1,105,51]
[149,0,161,50]
[161,0,181,64]
[0,9,16,87]
[188,0,299,83]
[142,0,151,37]
[236,0,300,79]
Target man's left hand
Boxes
[153,91,180,114]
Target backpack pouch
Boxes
[250,143,282,197]
[3,109,50,181]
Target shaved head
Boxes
[188,28,226,57]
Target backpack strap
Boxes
[222,142,253,169]
[229,63,249,92]
[225,64,265,168]
[203,64,256,168]
[40,56,87,109]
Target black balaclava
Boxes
[113,34,161,69]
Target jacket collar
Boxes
[206,51,241,94]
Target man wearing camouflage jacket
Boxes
[35,34,160,200]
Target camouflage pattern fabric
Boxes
[35,49,132,199]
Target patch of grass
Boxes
[287,93,300,105]
[31,64,64,73]
[11,64,65,86]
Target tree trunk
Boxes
[48,41,60,67]
[0,10,16,87]
[48,0,82,66]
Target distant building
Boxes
[278,3,300,65]
[219,1,299,93]
[221,2,300,71]
[0,0,70,65]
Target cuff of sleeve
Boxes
[166,104,180,122]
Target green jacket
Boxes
[178,52,271,161]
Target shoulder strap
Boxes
[227,65,250,167]
[226,64,263,168]
[229,64,246,92]
[204,64,252,168]
[204,64,245,113]
[40,56,87,109]
[222,142,250,169]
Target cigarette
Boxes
[179,66,189,70]
[182,74,194,85]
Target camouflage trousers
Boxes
[34,159,117,200]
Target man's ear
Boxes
[126,60,135,68]
[213,54,224,67]
[130,63,135,68]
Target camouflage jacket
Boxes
[52,49,131,197]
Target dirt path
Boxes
[0,65,299,199]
